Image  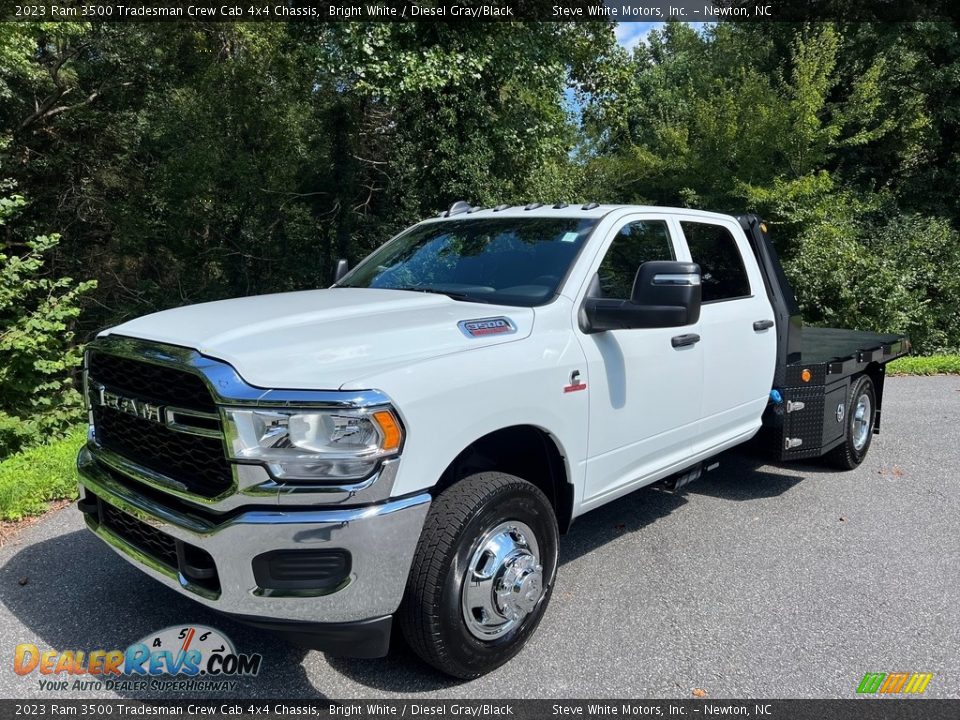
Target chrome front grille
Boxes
[88,351,233,498]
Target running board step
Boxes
[658,461,719,494]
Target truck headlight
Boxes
[223,407,403,482]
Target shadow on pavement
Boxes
[325,642,463,693]
[685,449,805,501]
[0,526,322,699]
[557,483,687,566]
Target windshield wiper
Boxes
[391,286,492,304]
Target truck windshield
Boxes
[338,217,598,307]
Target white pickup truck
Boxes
[77,203,909,678]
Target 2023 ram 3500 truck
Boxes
[77,203,909,678]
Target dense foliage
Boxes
[0,23,605,322]
[0,194,95,454]
[580,23,960,352]
[0,21,957,456]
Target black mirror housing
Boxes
[631,260,701,325]
[334,258,350,283]
[581,260,701,333]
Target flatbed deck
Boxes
[799,326,908,365]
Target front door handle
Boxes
[671,333,701,348]
[753,319,774,331]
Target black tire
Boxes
[398,472,559,679]
[826,374,876,470]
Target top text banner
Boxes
[1,0,955,22]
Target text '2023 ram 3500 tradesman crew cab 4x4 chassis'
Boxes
[77,202,909,678]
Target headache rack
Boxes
[737,214,911,461]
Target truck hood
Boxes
[102,288,534,390]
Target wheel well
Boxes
[434,426,574,533]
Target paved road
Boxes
[2,376,958,700]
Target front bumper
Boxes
[77,447,430,645]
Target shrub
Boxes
[792,215,960,354]
[745,171,960,354]
[0,195,97,457]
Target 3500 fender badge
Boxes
[458,317,517,338]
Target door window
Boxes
[680,222,751,303]
[595,220,675,300]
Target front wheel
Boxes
[398,472,559,679]
[826,374,876,470]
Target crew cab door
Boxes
[576,215,704,507]
[675,217,777,452]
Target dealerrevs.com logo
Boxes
[13,625,262,693]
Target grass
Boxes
[887,354,960,376]
[0,427,86,522]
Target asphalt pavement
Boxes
[1,376,958,699]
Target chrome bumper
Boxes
[77,447,430,624]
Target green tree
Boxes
[1,23,611,330]
[580,21,960,352]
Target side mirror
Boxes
[581,261,701,333]
[333,258,350,284]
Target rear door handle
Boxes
[753,319,774,331]
[671,333,701,348]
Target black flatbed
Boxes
[799,326,908,365]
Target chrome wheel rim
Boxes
[461,521,543,641]
[852,392,873,452]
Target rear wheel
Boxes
[399,472,559,679]
[826,374,876,470]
